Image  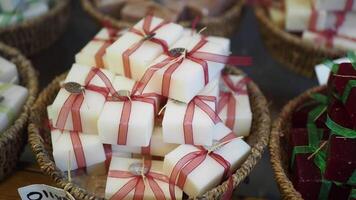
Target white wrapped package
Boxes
[105,157,183,200]
[51,129,106,171]
[314,57,351,85]
[162,78,219,145]
[163,123,251,197]
[75,28,127,68]
[47,64,115,135]
[302,30,356,52]
[98,75,161,146]
[140,35,227,103]
[111,126,179,157]
[0,83,28,133]
[0,0,21,12]
[105,16,184,80]
[315,0,356,11]
[0,56,18,83]
[182,28,231,53]
[218,74,252,137]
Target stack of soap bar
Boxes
[105,16,184,80]
[105,157,183,199]
[163,123,251,197]
[0,56,18,84]
[51,129,106,171]
[111,126,178,157]
[98,75,161,146]
[218,74,252,137]
[143,35,227,103]
[47,64,115,134]
[0,83,28,133]
[75,27,126,68]
[162,78,219,145]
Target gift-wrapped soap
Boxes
[328,62,356,97]
[47,64,115,135]
[105,16,184,80]
[0,56,18,84]
[139,34,227,103]
[163,123,251,197]
[314,57,351,85]
[98,74,162,146]
[162,78,219,145]
[51,129,106,171]
[303,30,356,52]
[75,27,126,69]
[105,157,183,199]
[217,74,252,137]
[111,126,178,157]
[0,83,28,133]
[314,0,356,11]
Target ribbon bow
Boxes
[169,133,238,200]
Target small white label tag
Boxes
[18,184,74,200]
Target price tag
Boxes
[18,184,74,200]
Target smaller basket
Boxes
[80,0,245,37]
[270,86,326,199]
[0,0,71,56]
[0,42,38,180]
[28,66,271,200]
[254,6,344,77]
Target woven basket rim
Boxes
[269,86,326,200]
[0,0,70,33]
[254,6,345,57]
[28,66,271,200]
[79,0,245,29]
[0,42,38,142]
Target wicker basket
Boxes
[270,86,326,199]
[0,42,38,180]
[28,66,271,200]
[0,0,71,56]
[80,0,245,37]
[254,6,345,77]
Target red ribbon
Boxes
[168,132,237,200]
[183,95,221,144]
[69,131,86,169]
[217,75,250,130]
[55,68,115,132]
[344,0,354,11]
[134,37,252,96]
[104,144,113,169]
[108,160,173,200]
[122,15,169,78]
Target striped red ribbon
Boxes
[122,15,169,78]
[55,68,116,132]
[217,75,250,130]
[108,160,174,200]
[168,132,237,200]
[183,95,221,144]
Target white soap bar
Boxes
[0,56,18,84]
[163,123,251,197]
[162,79,220,145]
[111,126,179,157]
[143,35,226,103]
[0,0,21,12]
[314,57,351,85]
[302,30,356,52]
[105,157,183,200]
[105,16,184,80]
[0,83,28,133]
[51,129,106,171]
[315,0,356,11]
[98,75,160,146]
[182,28,231,53]
[23,1,49,20]
[75,28,127,68]
[218,74,252,137]
[47,64,115,135]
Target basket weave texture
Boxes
[0,0,71,56]
[80,0,245,37]
[270,86,326,200]
[254,6,344,77]
[0,42,38,180]
[28,66,271,200]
